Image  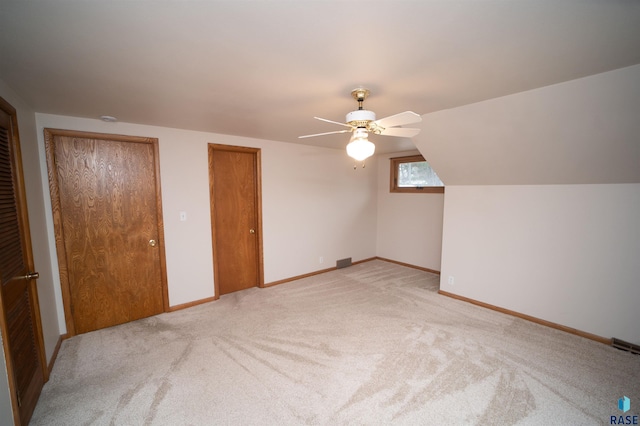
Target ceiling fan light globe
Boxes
[346,138,375,162]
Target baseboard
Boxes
[264,257,379,287]
[46,333,69,380]
[353,257,378,266]
[375,257,441,275]
[263,257,439,288]
[169,296,217,312]
[438,290,611,345]
[264,266,337,287]
[168,259,377,307]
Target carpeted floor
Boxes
[31,260,639,425]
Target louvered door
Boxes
[0,97,46,425]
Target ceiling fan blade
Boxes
[298,129,351,139]
[374,111,422,129]
[378,127,421,138]
[314,117,354,128]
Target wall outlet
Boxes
[179,211,187,222]
[448,276,455,285]
[319,256,324,264]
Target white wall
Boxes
[263,142,378,280]
[440,184,640,344]
[34,114,378,327]
[375,150,444,271]
[417,65,640,344]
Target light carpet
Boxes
[31,260,639,425]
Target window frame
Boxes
[390,154,444,194]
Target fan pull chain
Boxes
[353,161,366,170]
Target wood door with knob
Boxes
[208,144,263,296]
[0,96,47,425]
[45,129,168,335]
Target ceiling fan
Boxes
[299,88,422,163]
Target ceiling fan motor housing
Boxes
[346,109,376,128]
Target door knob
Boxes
[149,239,157,247]
[249,229,255,234]
[19,272,39,280]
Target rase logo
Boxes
[611,396,638,425]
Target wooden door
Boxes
[0,97,47,425]
[45,129,168,335]
[208,144,263,295]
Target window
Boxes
[390,155,444,193]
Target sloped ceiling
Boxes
[1,1,639,182]
[415,65,640,185]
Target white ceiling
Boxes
[1,1,640,154]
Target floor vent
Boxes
[336,257,352,269]
[612,338,640,355]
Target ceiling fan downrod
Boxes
[351,88,370,110]
[346,88,376,128]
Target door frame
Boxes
[44,128,169,336]
[0,96,48,425]
[208,143,264,297]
